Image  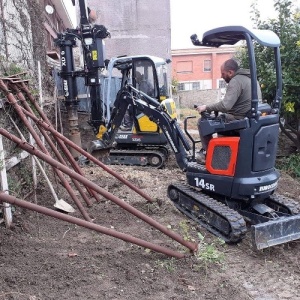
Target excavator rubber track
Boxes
[266,194,300,215]
[101,149,167,168]
[168,182,247,243]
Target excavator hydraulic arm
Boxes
[88,85,192,170]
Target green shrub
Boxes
[276,153,300,178]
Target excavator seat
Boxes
[200,117,249,136]
[201,102,273,137]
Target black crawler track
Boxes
[266,194,300,215]
[168,182,247,243]
[103,149,166,168]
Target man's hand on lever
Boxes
[194,104,207,114]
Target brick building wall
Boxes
[171,46,236,90]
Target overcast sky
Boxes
[170,0,300,49]
[65,1,300,49]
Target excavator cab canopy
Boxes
[191,26,280,47]
[104,55,173,120]
[191,25,282,116]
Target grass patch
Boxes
[192,233,226,273]
[155,258,177,272]
[178,220,193,241]
[176,220,226,272]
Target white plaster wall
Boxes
[87,0,171,60]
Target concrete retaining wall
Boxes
[174,89,223,108]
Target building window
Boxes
[218,79,227,89]
[178,83,185,91]
[192,81,200,90]
[178,81,201,91]
[203,60,211,72]
[176,61,193,73]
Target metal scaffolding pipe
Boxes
[0,80,91,221]
[20,107,154,203]
[35,125,92,206]
[16,81,101,203]
[2,77,152,204]
[10,86,92,207]
[0,193,185,258]
[0,128,198,252]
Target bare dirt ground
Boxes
[0,140,300,300]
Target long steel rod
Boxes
[7,113,75,212]
[11,86,92,207]
[0,192,185,258]
[3,77,153,204]
[20,106,155,203]
[0,128,198,252]
[17,81,101,203]
[0,80,91,221]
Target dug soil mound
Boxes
[0,153,300,300]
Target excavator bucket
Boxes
[87,140,111,159]
[251,215,300,250]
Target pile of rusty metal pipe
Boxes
[0,76,198,258]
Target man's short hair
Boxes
[135,71,142,82]
[223,59,239,72]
